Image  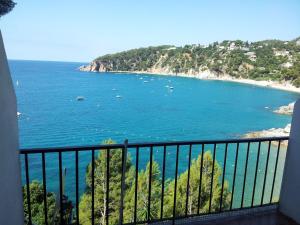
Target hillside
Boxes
[79,37,300,87]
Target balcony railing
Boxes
[19,136,289,225]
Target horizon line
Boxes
[8,58,88,64]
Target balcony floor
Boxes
[159,206,300,225]
[197,211,299,225]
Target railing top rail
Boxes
[19,136,289,154]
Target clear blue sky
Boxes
[1,0,300,62]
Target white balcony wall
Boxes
[0,31,24,225]
[280,99,300,223]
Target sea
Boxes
[9,60,300,210]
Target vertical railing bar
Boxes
[220,143,228,212]
[25,153,32,225]
[59,152,64,225]
[185,144,192,216]
[134,147,139,224]
[147,146,153,222]
[76,151,79,225]
[230,143,239,210]
[197,144,205,214]
[91,150,95,225]
[251,141,261,207]
[172,145,180,225]
[160,145,167,219]
[209,144,217,213]
[119,140,128,225]
[106,148,110,225]
[42,152,48,225]
[241,142,250,208]
[261,141,271,206]
[270,140,281,203]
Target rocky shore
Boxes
[273,102,295,115]
[78,65,300,94]
[244,124,290,146]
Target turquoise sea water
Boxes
[9,60,299,211]
[10,60,297,147]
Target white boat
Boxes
[16,80,19,86]
[116,95,122,98]
[143,80,149,83]
[17,112,21,117]
[169,86,174,89]
[76,96,85,101]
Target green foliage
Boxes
[79,139,135,225]
[22,140,232,225]
[79,140,231,225]
[91,37,300,86]
[23,181,57,225]
[163,152,231,217]
[0,0,16,17]
[124,161,162,222]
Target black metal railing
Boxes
[20,136,289,225]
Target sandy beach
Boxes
[109,70,300,94]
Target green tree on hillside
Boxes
[87,37,300,87]
[163,151,231,217]
[79,139,135,225]
[23,181,57,225]
[79,140,231,225]
[124,161,162,223]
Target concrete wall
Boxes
[279,99,300,223]
[0,31,24,224]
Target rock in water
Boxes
[273,102,295,115]
[244,124,291,146]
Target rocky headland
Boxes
[244,124,291,146]
[273,102,295,115]
[79,37,300,93]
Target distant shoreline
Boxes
[85,69,300,94]
[244,124,291,146]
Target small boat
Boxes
[17,112,21,117]
[169,86,174,89]
[76,96,85,101]
[16,80,19,86]
[116,95,122,98]
[143,80,149,83]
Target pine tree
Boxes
[79,139,135,225]
[124,161,162,223]
[163,151,231,217]
[79,141,232,225]
[23,181,58,225]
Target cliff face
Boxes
[79,61,111,72]
[79,38,300,86]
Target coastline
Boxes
[244,124,291,146]
[84,68,300,94]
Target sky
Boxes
[1,0,300,62]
